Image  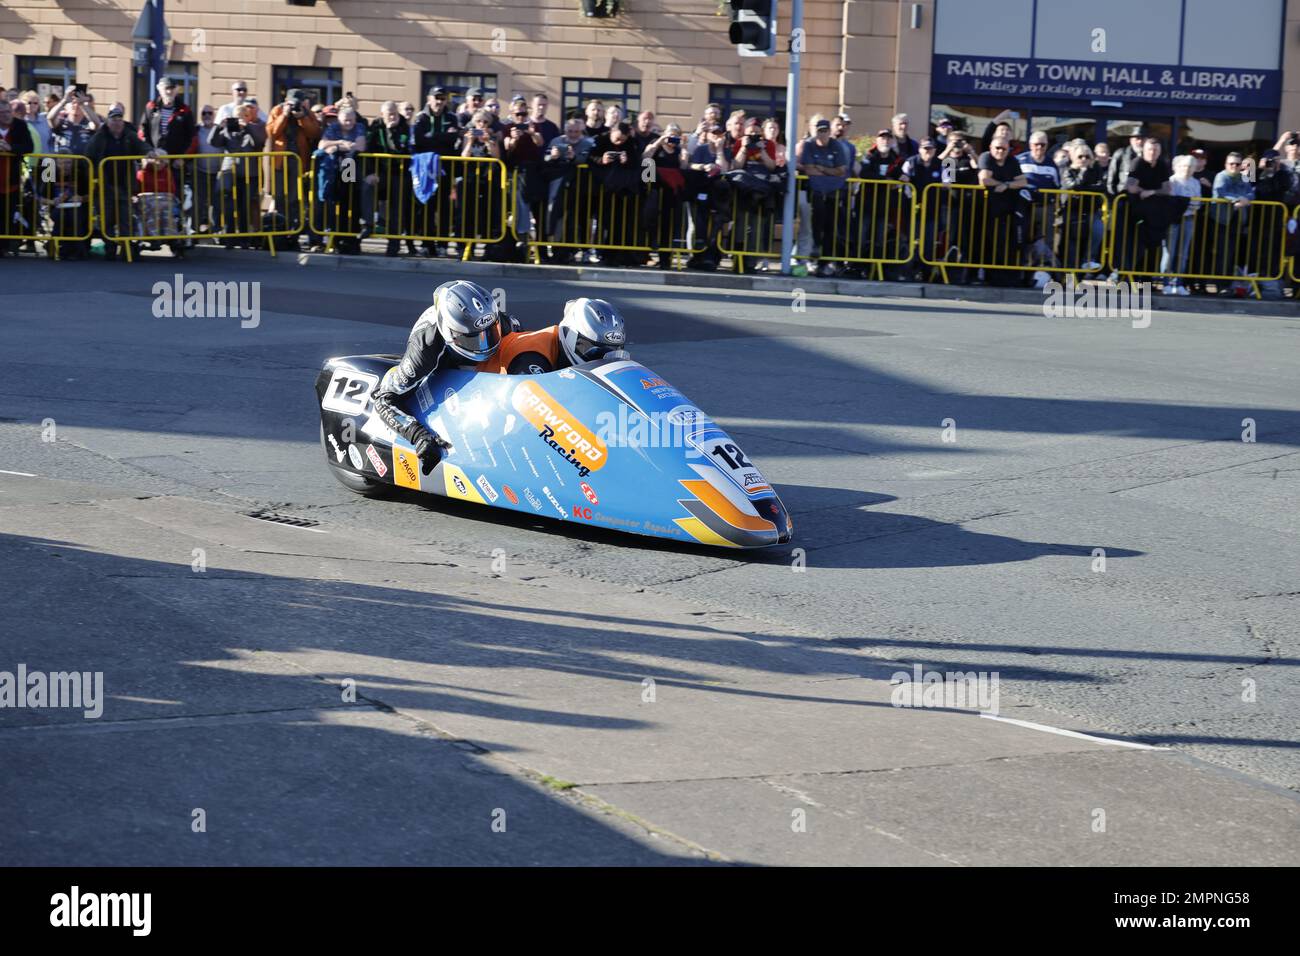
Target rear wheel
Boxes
[320,423,390,497]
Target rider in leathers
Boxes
[371,279,510,473]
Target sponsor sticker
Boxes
[393,447,421,490]
[523,487,543,511]
[580,481,598,506]
[557,369,576,379]
[347,444,364,470]
[327,433,346,462]
[365,444,388,477]
[443,388,460,415]
[540,485,568,520]
[572,505,592,520]
[443,464,487,503]
[502,484,519,505]
[416,381,434,413]
[511,380,608,477]
[476,474,499,502]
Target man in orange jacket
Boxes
[478,298,628,374]
[265,89,321,247]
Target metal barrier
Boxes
[0,153,95,259]
[310,153,508,257]
[919,183,1108,282]
[1287,203,1300,286]
[1109,193,1288,296]
[512,163,701,266]
[97,151,303,261]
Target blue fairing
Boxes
[319,356,792,549]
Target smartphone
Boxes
[225,117,240,133]
[72,83,88,96]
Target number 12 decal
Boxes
[711,443,753,470]
[322,368,379,415]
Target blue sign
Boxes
[932,55,1281,112]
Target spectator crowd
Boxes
[2,78,1299,298]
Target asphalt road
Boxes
[1,252,1297,865]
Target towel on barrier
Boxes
[315,149,339,204]
[411,153,441,205]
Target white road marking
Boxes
[979,713,1167,750]
[0,469,37,477]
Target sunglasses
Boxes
[234,88,247,93]
[202,111,214,116]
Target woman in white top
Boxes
[1161,155,1201,295]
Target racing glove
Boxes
[373,395,446,475]
[411,430,444,475]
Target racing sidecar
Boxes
[315,355,792,549]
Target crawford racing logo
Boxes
[511,381,608,477]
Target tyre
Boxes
[320,423,390,497]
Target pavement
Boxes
[1,250,1297,865]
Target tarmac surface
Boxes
[1,253,1296,864]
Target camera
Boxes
[225,116,240,133]
[746,133,762,146]
[1287,138,1298,147]
[285,88,307,115]
[667,136,681,146]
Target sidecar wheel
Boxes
[320,424,390,497]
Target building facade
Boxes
[2,0,1298,154]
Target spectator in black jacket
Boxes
[977,136,1029,285]
[590,121,643,264]
[84,103,146,260]
[891,113,920,160]
[1106,128,1146,196]
[901,138,945,277]
[138,78,195,257]
[1059,142,1106,269]
[365,101,417,256]
[411,86,461,255]
[208,103,263,244]
[0,98,35,256]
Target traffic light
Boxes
[730,0,777,58]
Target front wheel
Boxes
[320,423,390,497]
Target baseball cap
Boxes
[936,118,953,128]
[106,104,125,118]
[466,87,483,97]
[835,113,852,125]
[1191,148,1206,158]
[876,128,893,138]
[920,138,937,148]
[428,85,448,97]
[814,118,831,130]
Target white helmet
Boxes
[431,279,502,361]
[558,298,627,366]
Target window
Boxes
[15,57,77,99]
[708,85,785,126]
[420,72,497,100]
[133,61,199,120]
[562,79,640,121]
[272,66,343,110]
